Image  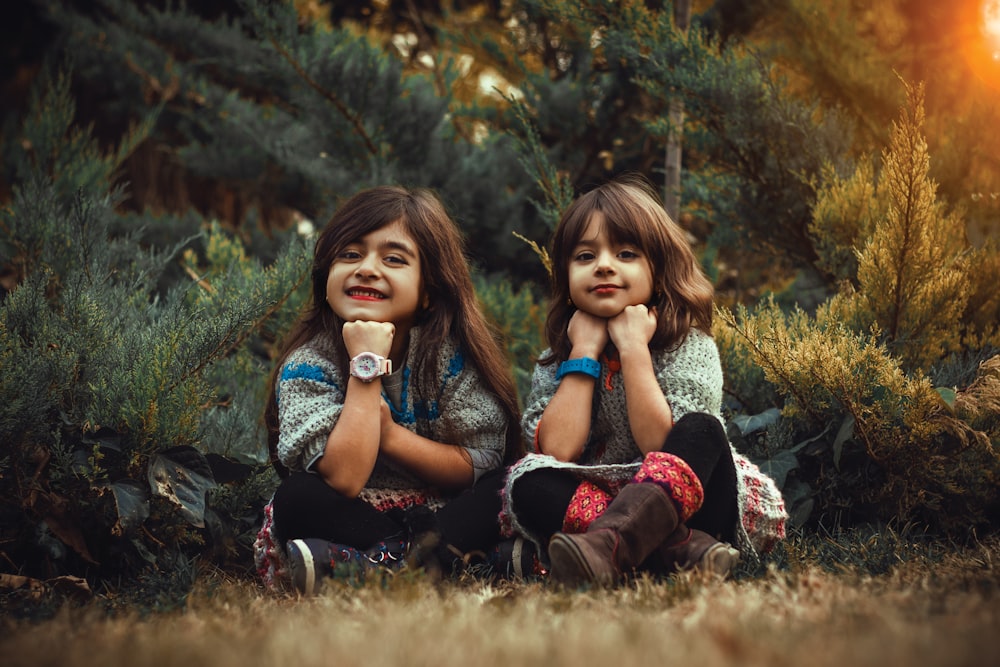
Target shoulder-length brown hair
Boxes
[265,185,524,475]
[542,174,714,364]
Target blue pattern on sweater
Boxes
[386,367,415,424]
[385,351,463,424]
[278,362,339,402]
[445,351,464,379]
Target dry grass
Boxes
[2,537,999,667]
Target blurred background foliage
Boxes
[1,0,998,601]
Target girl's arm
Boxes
[609,304,673,453]
[313,321,394,497]
[536,310,608,462]
[377,340,507,490]
[535,375,596,462]
[312,375,383,497]
[377,404,476,489]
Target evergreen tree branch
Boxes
[503,93,574,229]
[166,263,308,395]
[401,0,473,145]
[717,304,825,425]
[264,38,379,157]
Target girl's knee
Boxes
[510,468,578,512]
[667,413,727,449]
[509,474,537,513]
[272,472,335,516]
[673,412,724,434]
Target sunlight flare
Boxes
[984,0,1000,60]
[962,0,1000,87]
[984,0,1000,42]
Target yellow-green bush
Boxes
[717,84,1000,533]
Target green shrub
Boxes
[716,84,1000,535]
[474,273,547,406]
[0,69,306,590]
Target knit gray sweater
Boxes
[521,327,725,460]
[275,327,508,493]
[508,328,787,556]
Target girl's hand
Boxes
[567,309,609,358]
[342,320,394,358]
[608,304,657,353]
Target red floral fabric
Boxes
[562,480,614,533]
[630,451,704,522]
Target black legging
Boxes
[509,412,739,545]
[271,467,507,554]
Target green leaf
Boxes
[934,386,957,409]
[783,478,815,528]
[131,537,158,564]
[758,448,799,489]
[81,427,124,452]
[729,407,782,436]
[111,479,150,534]
[147,446,217,528]
[832,414,855,472]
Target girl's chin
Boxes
[577,306,622,319]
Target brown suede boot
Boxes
[658,526,740,578]
[548,482,679,587]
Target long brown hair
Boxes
[265,186,523,475]
[543,174,714,364]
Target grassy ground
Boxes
[2,531,999,667]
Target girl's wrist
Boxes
[556,356,601,381]
[568,342,604,359]
[615,340,652,360]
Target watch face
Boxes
[356,355,377,376]
[352,353,382,380]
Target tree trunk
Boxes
[664,0,691,221]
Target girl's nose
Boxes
[595,250,616,274]
[355,253,380,277]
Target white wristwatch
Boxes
[349,352,392,382]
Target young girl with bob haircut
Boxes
[254,185,523,593]
[501,175,787,586]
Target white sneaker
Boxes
[286,538,328,595]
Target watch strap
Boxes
[556,357,601,381]
[350,353,392,381]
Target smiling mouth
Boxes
[347,287,386,300]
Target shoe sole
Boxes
[699,543,740,578]
[288,539,316,595]
[510,536,526,579]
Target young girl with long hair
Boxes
[501,175,787,586]
[254,186,523,593]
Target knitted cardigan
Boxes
[255,327,510,589]
[501,328,787,559]
[275,326,509,504]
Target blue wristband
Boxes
[556,357,601,381]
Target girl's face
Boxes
[567,212,654,319]
[325,219,425,332]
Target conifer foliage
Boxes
[0,68,308,590]
[717,84,1000,533]
[3,0,1000,598]
[853,84,971,372]
[33,0,539,280]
